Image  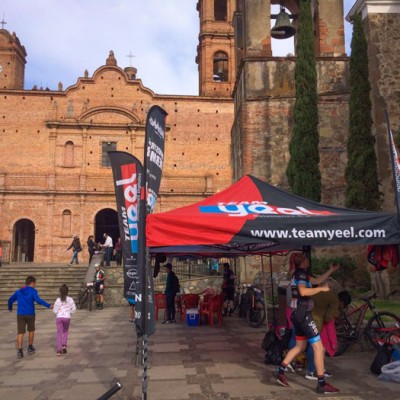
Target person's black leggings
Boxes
[166,293,176,321]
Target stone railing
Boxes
[104,267,224,307]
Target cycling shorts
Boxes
[95,282,105,295]
[291,306,320,343]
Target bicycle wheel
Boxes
[88,289,93,311]
[79,290,89,310]
[334,316,354,356]
[365,312,400,350]
[76,290,86,310]
[246,300,266,328]
[231,293,240,315]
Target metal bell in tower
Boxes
[271,7,296,40]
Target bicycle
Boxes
[233,283,266,328]
[76,282,95,311]
[334,290,400,356]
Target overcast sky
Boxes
[2,0,354,95]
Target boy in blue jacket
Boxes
[8,276,53,359]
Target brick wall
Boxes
[0,63,234,262]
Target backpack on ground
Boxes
[370,344,393,375]
[261,329,287,365]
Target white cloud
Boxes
[2,0,199,94]
[1,0,354,94]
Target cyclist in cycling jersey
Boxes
[274,252,340,394]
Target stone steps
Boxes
[0,264,88,310]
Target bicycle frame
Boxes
[77,282,94,311]
[339,302,369,338]
[335,292,400,355]
[340,293,381,335]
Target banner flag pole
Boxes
[385,110,400,219]
[141,105,168,400]
[109,104,167,400]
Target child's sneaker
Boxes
[57,351,62,357]
[316,382,340,394]
[305,371,318,380]
[285,362,296,373]
[27,345,35,355]
[306,370,332,380]
[17,349,23,359]
[274,370,289,387]
[62,346,67,354]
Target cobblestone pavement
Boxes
[0,307,398,399]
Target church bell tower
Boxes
[196,0,236,97]
[0,23,27,90]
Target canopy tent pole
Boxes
[269,255,277,326]
[261,256,268,329]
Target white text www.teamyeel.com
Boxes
[250,227,386,241]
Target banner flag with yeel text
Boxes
[145,105,168,213]
[108,151,153,336]
[137,105,167,335]
[386,111,400,218]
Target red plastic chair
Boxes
[199,294,224,327]
[180,294,200,321]
[154,293,166,321]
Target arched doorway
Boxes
[95,208,119,247]
[13,219,35,262]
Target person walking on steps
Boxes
[94,263,106,310]
[114,237,122,266]
[8,276,53,359]
[101,233,113,267]
[53,284,76,356]
[87,235,96,266]
[67,235,82,266]
[274,252,340,394]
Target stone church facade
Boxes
[0,0,399,263]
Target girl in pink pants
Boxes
[53,284,76,356]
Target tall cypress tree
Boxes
[345,14,381,210]
[286,0,321,202]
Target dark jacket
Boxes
[8,285,51,315]
[165,271,179,295]
[68,237,82,252]
[87,238,95,253]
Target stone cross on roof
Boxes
[0,14,7,29]
[126,51,135,67]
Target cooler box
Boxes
[186,308,199,326]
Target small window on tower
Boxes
[101,142,116,167]
[214,0,227,21]
[213,51,228,82]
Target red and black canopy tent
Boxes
[146,175,400,256]
[147,175,400,326]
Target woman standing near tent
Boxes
[274,252,340,394]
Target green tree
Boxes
[286,0,321,202]
[345,14,381,210]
